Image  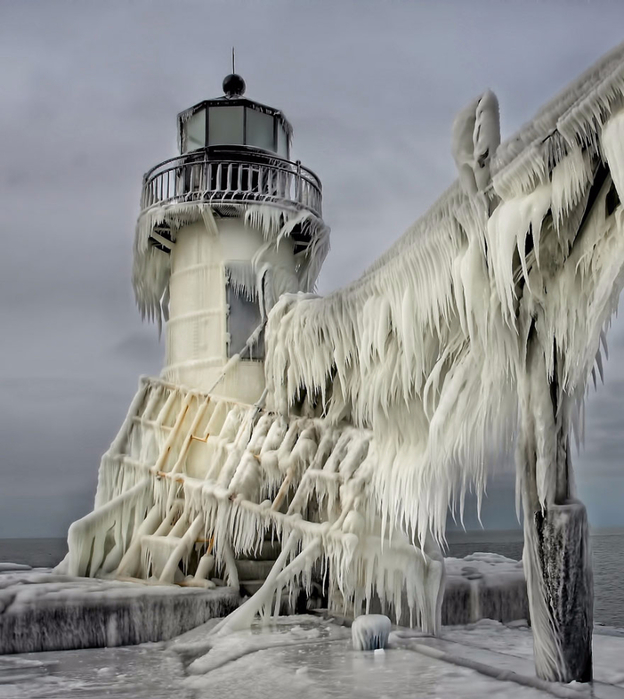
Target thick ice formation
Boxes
[452,89,500,195]
[133,202,330,327]
[443,553,528,626]
[62,42,624,679]
[351,614,392,651]
[262,42,624,679]
[0,568,239,653]
[62,377,445,634]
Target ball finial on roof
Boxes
[223,73,246,98]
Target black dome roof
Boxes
[222,73,246,98]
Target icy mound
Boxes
[0,568,239,654]
[444,553,528,625]
[446,552,524,578]
[364,552,527,627]
[352,614,392,651]
[0,562,31,572]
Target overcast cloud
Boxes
[2,0,624,537]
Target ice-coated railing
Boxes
[140,146,323,218]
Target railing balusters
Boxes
[141,152,322,217]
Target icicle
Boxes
[133,202,329,327]
[65,43,624,662]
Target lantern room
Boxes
[178,73,292,158]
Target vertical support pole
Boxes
[422,531,446,635]
[519,338,593,683]
[295,160,301,204]
[534,500,593,682]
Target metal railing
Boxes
[140,146,323,219]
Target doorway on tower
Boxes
[225,264,264,360]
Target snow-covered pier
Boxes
[0,553,526,655]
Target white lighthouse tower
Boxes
[134,71,328,403]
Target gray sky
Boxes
[2,0,624,538]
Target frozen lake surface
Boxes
[1,615,624,699]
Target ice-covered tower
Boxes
[133,73,328,403]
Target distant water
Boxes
[0,538,68,568]
[1,531,623,627]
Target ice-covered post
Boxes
[452,86,598,683]
[518,332,593,684]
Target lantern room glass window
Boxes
[184,109,206,152]
[246,108,275,152]
[276,124,288,158]
[208,106,244,146]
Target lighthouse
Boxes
[133,72,328,403]
[61,68,444,634]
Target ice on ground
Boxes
[441,619,624,689]
[0,643,191,699]
[182,615,350,674]
[185,631,550,699]
[2,615,624,698]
